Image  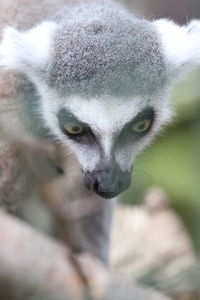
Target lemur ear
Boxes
[154,19,200,78]
[0,21,57,73]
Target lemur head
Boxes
[1,1,200,198]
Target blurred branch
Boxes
[0,208,85,300]
[0,208,170,300]
[111,187,200,300]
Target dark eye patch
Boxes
[57,108,96,144]
[117,107,155,144]
[131,107,155,125]
[131,107,155,134]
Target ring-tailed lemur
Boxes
[0,0,200,262]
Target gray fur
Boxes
[46,1,166,97]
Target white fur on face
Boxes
[38,88,172,172]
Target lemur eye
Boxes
[132,119,151,133]
[63,123,84,135]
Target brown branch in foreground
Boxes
[0,208,171,300]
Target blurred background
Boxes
[117,0,200,254]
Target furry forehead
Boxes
[46,3,167,97]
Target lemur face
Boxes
[1,1,200,198]
[38,87,172,198]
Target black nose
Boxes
[84,167,131,199]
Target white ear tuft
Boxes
[0,21,57,72]
[0,27,23,69]
[154,19,200,77]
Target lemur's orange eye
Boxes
[63,123,84,135]
[132,119,151,133]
